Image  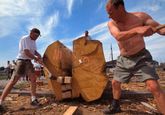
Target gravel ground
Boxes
[0,71,164,115]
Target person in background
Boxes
[84,30,92,46]
[10,60,16,76]
[84,30,92,40]
[6,61,12,80]
[104,0,165,114]
[0,28,43,111]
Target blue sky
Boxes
[0,0,165,67]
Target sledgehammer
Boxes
[155,24,165,31]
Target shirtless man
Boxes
[104,0,165,114]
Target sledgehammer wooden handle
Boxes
[156,24,165,31]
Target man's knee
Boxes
[146,80,162,96]
[29,74,36,83]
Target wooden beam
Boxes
[63,106,78,115]
[141,102,157,112]
[0,90,54,97]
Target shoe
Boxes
[103,104,121,114]
[30,99,41,107]
[0,105,6,112]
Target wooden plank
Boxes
[141,102,157,112]
[61,84,72,91]
[44,68,63,101]
[0,90,53,96]
[63,106,78,115]
[64,76,72,84]
[62,91,72,99]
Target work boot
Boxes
[30,99,41,107]
[103,105,121,114]
[103,99,121,114]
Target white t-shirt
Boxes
[11,64,15,69]
[17,35,37,60]
[34,63,41,71]
[86,36,92,40]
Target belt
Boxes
[17,59,31,61]
[123,48,146,58]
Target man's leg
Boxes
[28,73,37,98]
[112,79,122,100]
[103,79,122,114]
[0,75,20,104]
[146,79,165,114]
[28,73,41,106]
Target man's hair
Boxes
[107,0,125,8]
[31,28,41,35]
[85,31,88,34]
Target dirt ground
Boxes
[0,70,165,115]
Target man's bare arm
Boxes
[24,49,43,64]
[24,49,38,61]
[108,21,153,41]
[35,51,42,59]
[108,21,138,41]
[143,13,165,35]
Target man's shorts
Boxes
[11,59,34,79]
[113,48,159,83]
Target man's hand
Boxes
[137,26,155,37]
[34,56,44,65]
[155,24,165,35]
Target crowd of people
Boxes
[5,60,44,81]
[6,60,16,80]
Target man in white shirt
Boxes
[0,28,43,111]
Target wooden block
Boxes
[57,76,64,83]
[36,81,44,86]
[65,84,72,90]
[61,84,72,91]
[62,91,72,99]
[64,76,72,84]
[63,106,78,115]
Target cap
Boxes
[31,28,41,35]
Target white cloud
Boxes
[130,0,164,12]
[61,21,110,43]
[27,11,60,55]
[61,21,119,61]
[0,17,23,38]
[0,0,44,17]
[0,0,48,39]
[89,22,107,35]
[97,1,104,11]
[66,0,74,16]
